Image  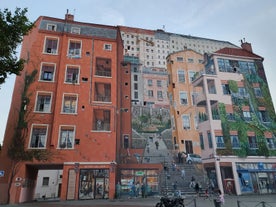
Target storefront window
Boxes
[79,169,109,200]
[120,169,159,197]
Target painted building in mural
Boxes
[0,13,129,204]
[1,12,276,204]
[190,42,276,195]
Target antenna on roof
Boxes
[66,9,69,14]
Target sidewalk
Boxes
[2,194,276,207]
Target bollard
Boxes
[194,197,197,207]
[237,200,240,207]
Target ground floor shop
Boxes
[119,169,160,197]
[204,157,276,195]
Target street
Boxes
[2,194,276,207]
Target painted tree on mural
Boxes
[0,8,34,86]
[6,70,54,204]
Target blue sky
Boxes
[1,0,276,144]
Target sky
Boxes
[1,0,276,144]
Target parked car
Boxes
[186,153,202,164]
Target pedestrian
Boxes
[178,151,182,163]
[115,181,121,199]
[135,182,140,197]
[214,189,224,207]
[172,161,176,171]
[155,140,159,149]
[173,181,177,193]
[194,182,200,196]
[181,168,185,179]
[189,176,196,188]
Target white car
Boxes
[186,153,202,164]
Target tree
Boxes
[0,8,34,85]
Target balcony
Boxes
[194,92,207,106]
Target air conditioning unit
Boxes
[15,177,23,182]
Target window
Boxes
[134,83,138,90]
[40,63,55,81]
[238,87,247,97]
[93,109,110,131]
[47,24,56,31]
[199,134,204,150]
[148,79,153,86]
[231,135,240,148]
[68,40,81,57]
[191,92,197,105]
[188,58,194,63]
[254,87,262,97]
[148,90,154,97]
[134,75,138,81]
[62,94,77,114]
[104,44,112,51]
[44,37,58,54]
[95,58,111,77]
[35,92,52,113]
[180,91,188,105]
[207,132,213,148]
[94,83,111,102]
[207,79,216,94]
[71,27,80,34]
[134,91,138,99]
[42,177,50,186]
[29,125,47,148]
[178,70,185,83]
[248,136,258,149]
[182,114,190,130]
[222,84,231,95]
[259,110,269,122]
[176,57,184,62]
[266,138,275,149]
[157,91,163,99]
[188,71,196,82]
[59,126,74,149]
[243,110,251,121]
[157,80,162,87]
[216,136,225,148]
[65,65,79,83]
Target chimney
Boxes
[241,40,253,53]
[65,9,74,21]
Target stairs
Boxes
[159,162,206,196]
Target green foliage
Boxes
[228,80,238,93]
[0,8,34,85]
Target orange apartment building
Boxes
[0,13,132,203]
[167,49,204,154]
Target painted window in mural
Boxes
[79,169,109,200]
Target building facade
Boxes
[0,13,128,203]
[191,42,276,195]
[167,49,205,154]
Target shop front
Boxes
[236,162,276,194]
[79,169,110,199]
[120,169,159,197]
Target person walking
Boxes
[181,168,185,179]
[214,189,224,207]
[115,182,121,199]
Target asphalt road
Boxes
[2,194,276,207]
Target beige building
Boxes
[167,49,205,154]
